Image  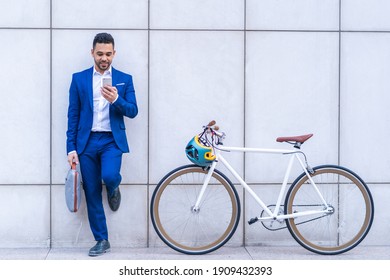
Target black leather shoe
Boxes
[108,187,121,211]
[89,240,110,257]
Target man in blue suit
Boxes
[66,33,138,256]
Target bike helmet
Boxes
[185,135,216,167]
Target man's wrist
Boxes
[111,94,119,104]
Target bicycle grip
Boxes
[207,120,216,127]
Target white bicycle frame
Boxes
[193,144,333,222]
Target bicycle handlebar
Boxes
[204,120,225,139]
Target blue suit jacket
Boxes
[66,67,138,155]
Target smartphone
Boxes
[101,77,112,87]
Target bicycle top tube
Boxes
[201,120,313,154]
[218,146,297,155]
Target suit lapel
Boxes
[87,67,94,110]
[109,67,118,116]
[112,67,118,88]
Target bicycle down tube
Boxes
[194,146,330,221]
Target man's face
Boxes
[91,43,116,74]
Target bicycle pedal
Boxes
[248,217,259,225]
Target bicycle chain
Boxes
[257,204,330,231]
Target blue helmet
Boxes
[185,135,216,166]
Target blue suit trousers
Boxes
[79,132,123,241]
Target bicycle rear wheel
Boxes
[285,165,374,255]
[151,164,240,255]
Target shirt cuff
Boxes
[111,95,119,104]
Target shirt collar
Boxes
[93,66,112,76]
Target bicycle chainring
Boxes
[260,205,287,231]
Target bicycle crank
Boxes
[247,205,286,231]
[260,205,286,231]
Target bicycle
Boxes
[150,121,374,255]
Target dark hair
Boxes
[93,33,115,49]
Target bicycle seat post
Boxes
[294,142,302,149]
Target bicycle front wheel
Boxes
[151,164,240,255]
[285,165,374,255]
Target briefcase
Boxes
[65,162,82,212]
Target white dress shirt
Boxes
[91,67,112,132]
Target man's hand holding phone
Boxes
[101,77,118,103]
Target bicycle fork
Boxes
[192,160,219,213]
